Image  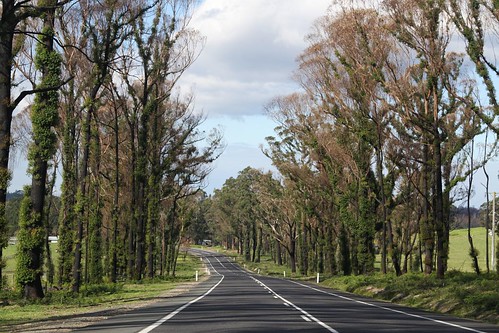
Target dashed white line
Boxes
[302,315,312,322]
[252,276,339,333]
[214,256,226,268]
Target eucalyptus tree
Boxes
[151,96,222,277]
[447,0,499,135]
[210,168,265,262]
[116,0,205,280]
[302,8,400,274]
[56,0,90,286]
[447,0,499,272]
[69,0,146,292]
[383,0,484,277]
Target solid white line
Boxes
[252,276,339,333]
[137,256,224,333]
[289,280,487,333]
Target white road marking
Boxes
[289,280,488,333]
[302,315,312,322]
[252,276,339,333]
[138,256,224,333]
[214,256,226,268]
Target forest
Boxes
[0,0,498,302]
[0,0,223,299]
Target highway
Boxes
[75,249,499,332]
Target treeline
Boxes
[0,0,222,299]
[208,1,499,279]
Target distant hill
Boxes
[6,190,24,201]
[450,206,481,229]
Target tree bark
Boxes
[0,1,17,287]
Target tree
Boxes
[0,0,68,289]
[71,0,143,292]
[16,0,62,299]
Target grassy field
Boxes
[448,227,491,272]
[2,243,59,288]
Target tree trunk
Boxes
[432,91,446,279]
[276,239,282,266]
[22,0,60,298]
[289,238,296,273]
[0,2,15,288]
[421,143,434,274]
[255,226,262,263]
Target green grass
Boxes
[321,271,498,324]
[448,227,490,272]
[0,253,205,328]
[3,243,60,288]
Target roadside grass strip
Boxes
[289,280,488,333]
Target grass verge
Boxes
[0,253,205,328]
[321,271,498,325]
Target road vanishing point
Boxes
[75,249,499,333]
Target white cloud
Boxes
[181,0,332,117]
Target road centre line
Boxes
[138,256,224,333]
[251,276,339,333]
[214,256,226,268]
[289,280,487,333]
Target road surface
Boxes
[75,249,499,332]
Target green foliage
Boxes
[15,187,44,289]
[29,41,61,165]
[87,186,103,284]
[0,169,12,250]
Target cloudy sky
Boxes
[180,0,332,193]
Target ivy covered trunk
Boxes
[17,0,61,299]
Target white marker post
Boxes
[316,273,320,283]
[196,271,199,282]
[283,271,286,278]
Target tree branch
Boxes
[11,76,73,111]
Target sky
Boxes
[8,0,498,207]
[177,0,333,193]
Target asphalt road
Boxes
[75,249,499,333]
